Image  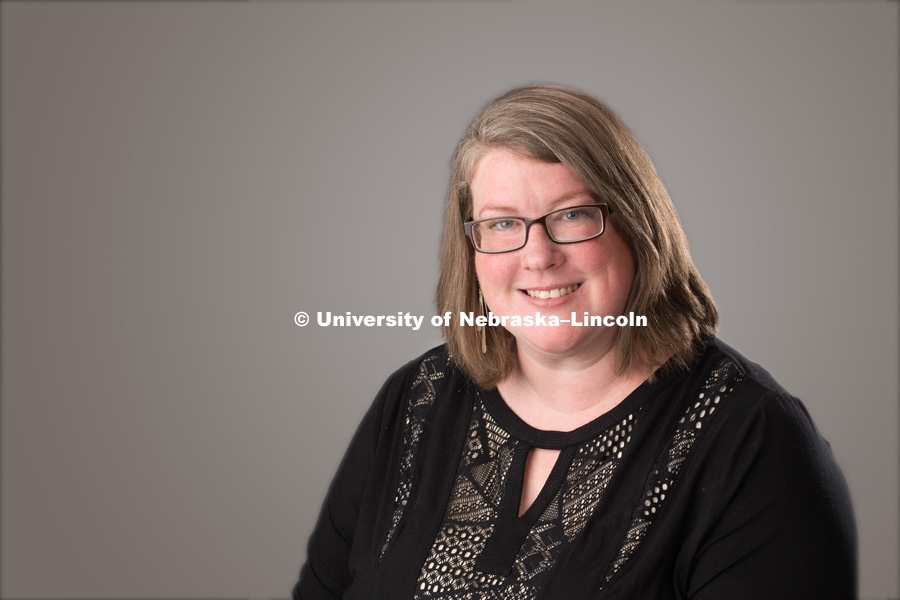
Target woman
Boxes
[294,85,856,599]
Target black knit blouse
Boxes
[294,338,857,600]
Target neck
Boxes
[498,340,651,432]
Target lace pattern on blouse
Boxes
[599,357,743,589]
[414,396,639,599]
[379,351,449,557]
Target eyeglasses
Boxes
[464,203,610,254]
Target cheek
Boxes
[474,255,520,312]
[474,254,513,287]
[577,228,635,305]
[596,235,636,308]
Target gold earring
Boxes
[478,288,488,354]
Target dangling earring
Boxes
[478,288,488,354]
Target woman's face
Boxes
[471,148,635,362]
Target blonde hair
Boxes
[436,85,718,388]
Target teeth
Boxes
[526,284,580,298]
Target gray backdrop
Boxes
[1,1,897,598]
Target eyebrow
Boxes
[477,190,597,218]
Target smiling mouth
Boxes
[523,284,581,299]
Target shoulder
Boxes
[384,344,451,382]
[380,344,453,401]
[694,337,825,445]
[374,344,451,394]
[640,337,844,508]
[681,337,855,543]
[671,339,857,597]
[369,344,455,425]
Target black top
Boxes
[294,338,857,599]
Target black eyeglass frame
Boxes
[463,203,612,254]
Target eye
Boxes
[561,209,585,221]
[487,219,517,230]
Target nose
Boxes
[520,221,563,271]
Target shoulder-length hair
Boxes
[436,85,718,388]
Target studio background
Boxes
[1,1,897,598]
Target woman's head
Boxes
[436,85,718,387]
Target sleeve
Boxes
[685,392,858,600]
[291,367,408,600]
